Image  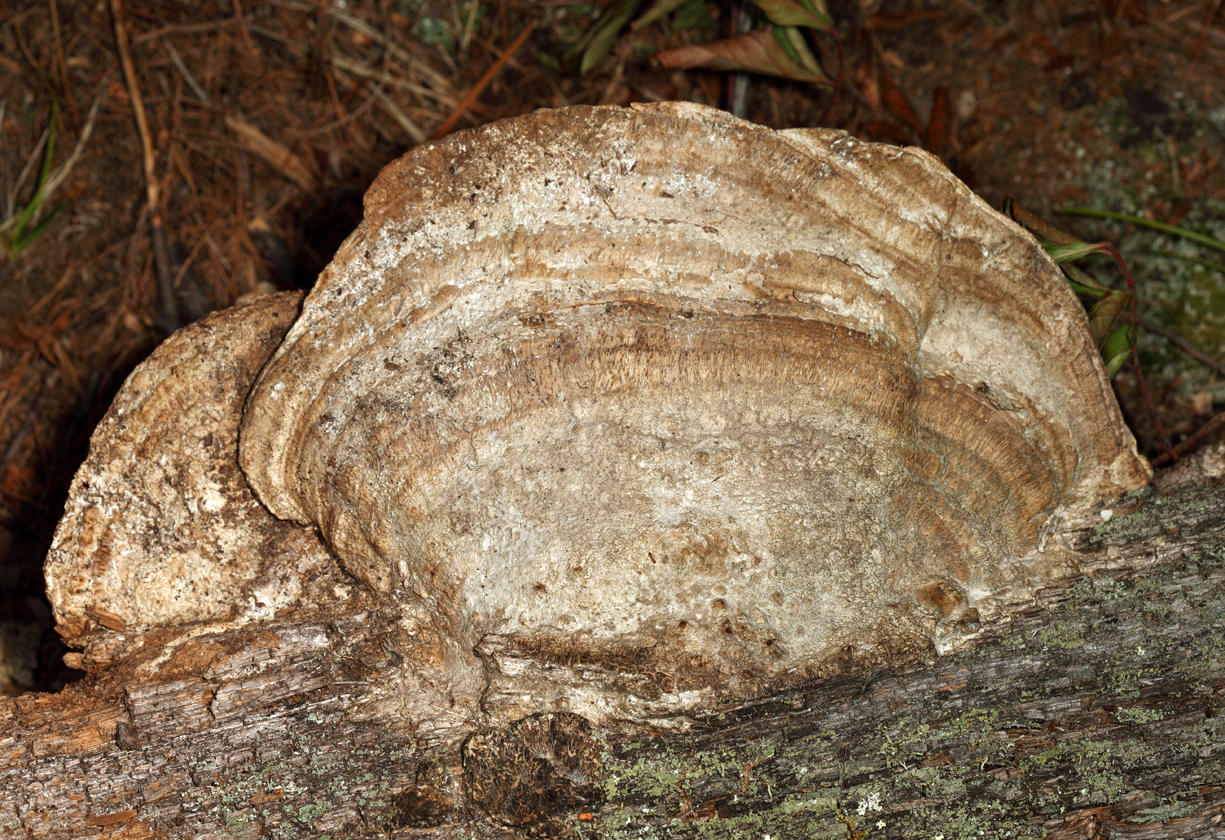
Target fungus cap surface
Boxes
[222,102,1147,689]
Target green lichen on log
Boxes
[180,709,417,839]
[586,519,1225,839]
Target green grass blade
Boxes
[579,0,641,74]
[5,101,59,256]
[752,0,833,30]
[8,207,62,256]
[636,0,689,29]
[1061,206,1225,254]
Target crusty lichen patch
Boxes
[175,707,418,839]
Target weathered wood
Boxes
[2,472,1222,839]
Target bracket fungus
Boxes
[45,293,343,655]
[49,102,1148,719]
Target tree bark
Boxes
[3,472,1223,839]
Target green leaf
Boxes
[1101,323,1132,378]
[1062,262,1110,296]
[751,0,832,30]
[1087,290,1131,347]
[1045,240,1111,264]
[772,25,826,79]
[579,0,641,74]
[635,0,691,29]
[655,26,829,84]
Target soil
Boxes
[1,0,1222,694]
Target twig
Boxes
[1180,0,1225,78]
[431,22,535,140]
[1151,411,1225,468]
[165,43,210,104]
[726,1,755,118]
[293,1,459,99]
[42,96,102,201]
[47,0,75,119]
[230,0,257,54]
[245,22,460,109]
[1,378,52,473]
[0,351,35,444]
[370,88,426,144]
[225,116,319,191]
[0,102,9,218]
[1137,315,1225,378]
[110,0,179,333]
[1122,261,1175,462]
[132,17,245,44]
[27,261,80,321]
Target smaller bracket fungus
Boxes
[45,293,342,657]
[221,102,1150,710]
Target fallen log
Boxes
[8,103,1218,839]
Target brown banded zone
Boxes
[237,103,1149,684]
[248,298,1061,664]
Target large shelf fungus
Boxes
[51,102,1148,718]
